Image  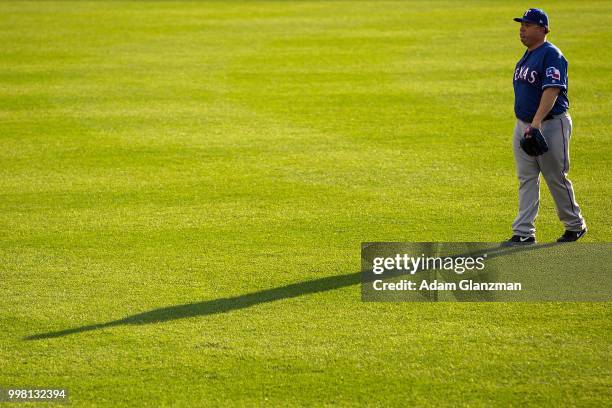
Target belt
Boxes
[518,111,566,123]
[543,113,555,121]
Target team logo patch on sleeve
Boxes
[546,67,561,81]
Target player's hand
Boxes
[520,126,549,156]
[524,124,541,138]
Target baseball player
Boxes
[508,8,587,244]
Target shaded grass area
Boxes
[1,1,610,406]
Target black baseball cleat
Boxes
[503,235,536,246]
[557,228,587,242]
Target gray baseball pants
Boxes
[512,113,586,237]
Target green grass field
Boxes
[1,1,611,406]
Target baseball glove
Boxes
[520,126,549,156]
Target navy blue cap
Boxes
[514,8,549,28]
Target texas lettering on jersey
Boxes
[514,65,538,84]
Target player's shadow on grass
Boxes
[25,242,559,340]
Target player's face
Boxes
[519,22,545,47]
